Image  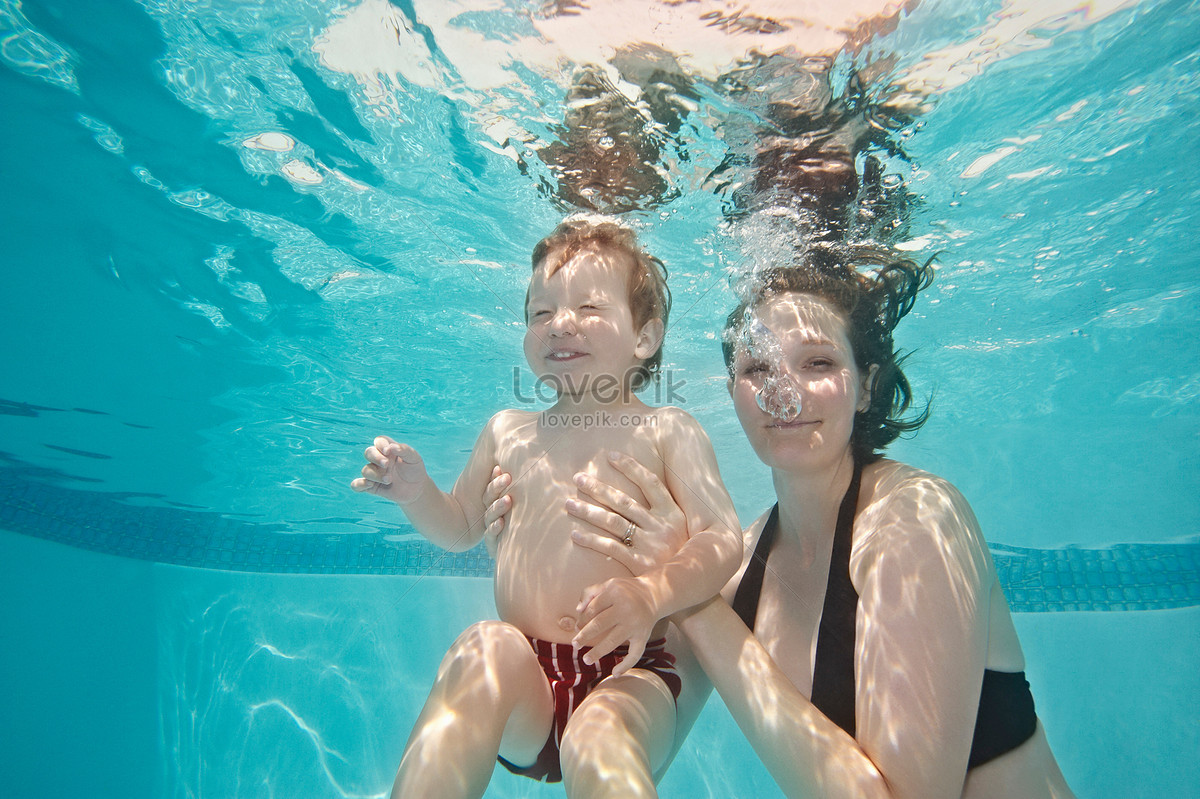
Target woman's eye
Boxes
[740,362,768,376]
[808,358,835,369]
[530,310,550,319]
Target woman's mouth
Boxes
[769,418,817,429]
[548,350,587,362]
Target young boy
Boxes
[353,217,741,796]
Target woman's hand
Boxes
[567,451,689,576]
[481,466,512,558]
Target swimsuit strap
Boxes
[730,458,863,702]
[809,458,864,737]
[730,504,779,632]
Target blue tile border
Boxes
[1,466,1196,611]
[991,542,1199,612]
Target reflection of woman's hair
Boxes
[530,216,672,390]
[722,245,934,461]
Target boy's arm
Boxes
[631,409,742,617]
[352,418,499,552]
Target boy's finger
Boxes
[612,638,646,677]
[572,609,611,651]
[582,627,628,666]
[575,582,606,618]
[351,477,382,494]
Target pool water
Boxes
[1,0,1198,797]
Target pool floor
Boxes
[2,531,1196,798]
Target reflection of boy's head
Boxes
[529,217,671,390]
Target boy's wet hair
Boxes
[722,244,934,462]
[530,217,672,390]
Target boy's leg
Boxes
[559,669,678,799]
[392,620,553,799]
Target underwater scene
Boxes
[1,0,1198,796]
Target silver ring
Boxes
[622,521,636,548]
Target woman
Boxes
[483,246,1075,798]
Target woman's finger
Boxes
[571,528,639,568]
[481,467,512,532]
[606,451,674,512]
[484,467,511,502]
[572,473,655,530]
[483,495,510,531]
[565,497,632,538]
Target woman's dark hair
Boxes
[722,244,935,462]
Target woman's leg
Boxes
[559,669,678,799]
[391,620,553,799]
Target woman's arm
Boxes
[677,470,995,799]
[674,597,889,799]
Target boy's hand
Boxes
[351,435,428,504]
[572,577,659,675]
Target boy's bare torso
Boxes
[487,407,671,643]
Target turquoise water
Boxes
[1,0,1198,796]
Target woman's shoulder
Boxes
[864,459,965,504]
[856,459,985,558]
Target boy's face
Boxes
[524,248,659,401]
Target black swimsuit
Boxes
[731,460,1038,769]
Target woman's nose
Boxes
[756,371,803,421]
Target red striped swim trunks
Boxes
[497,636,683,783]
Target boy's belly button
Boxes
[558,615,577,633]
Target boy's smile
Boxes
[524,248,655,403]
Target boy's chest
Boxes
[495,419,664,506]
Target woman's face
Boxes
[728,292,874,472]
